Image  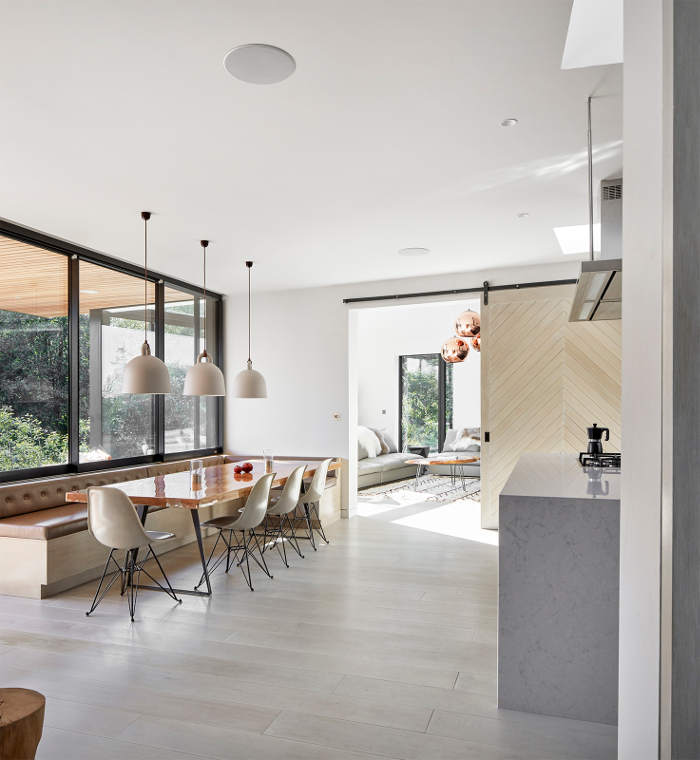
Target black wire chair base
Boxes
[86,545,182,622]
[195,527,274,592]
[298,501,330,551]
[257,513,306,566]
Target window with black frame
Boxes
[164,285,219,454]
[399,354,453,453]
[0,228,223,482]
[0,239,69,472]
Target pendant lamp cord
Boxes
[143,214,148,343]
[247,263,252,362]
[587,95,594,262]
[202,241,207,354]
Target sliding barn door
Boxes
[480,284,621,529]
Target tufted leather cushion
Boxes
[0,465,152,520]
[0,503,90,540]
[0,456,227,539]
[145,455,224,479]
[0,457,227,520]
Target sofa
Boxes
[357,426,418,488]
[419,427,481,477]
[357,426,480,488]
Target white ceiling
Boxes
[0,1,622,294]
[562,0,623,70]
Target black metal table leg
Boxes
[127,505,150,592]
[190,510,212,595]
[133,507,213,598]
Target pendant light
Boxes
[232,261,267,398]
[455,308,481,338]
[441,336,469,364]
[122,212,171,394]
[184,240,225,396]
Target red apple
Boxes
[242,462,253,473]
[234,465,242,474]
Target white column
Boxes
[619,0,673,757]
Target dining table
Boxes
[66,458,338,598]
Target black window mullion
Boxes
[398,356,405,451]
[438,357,446,451]
[216,296,224,450]
[155,279,165,458]
[68,254,80,467]
[193,296,201,450]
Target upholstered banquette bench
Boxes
[0,455,228,598]
[0,455,344,599]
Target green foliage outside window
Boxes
[400,355,453,453]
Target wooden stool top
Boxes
[0,688,45,760]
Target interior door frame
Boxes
[398,353,449,452]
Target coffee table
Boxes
[406,456,479,490]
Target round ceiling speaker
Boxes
[455,308,480,337]
[223,44,296,84]
[441,336,469,364]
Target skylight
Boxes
[553,223,601,255]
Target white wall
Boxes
[356,299,480,445]
[224,260,578,510]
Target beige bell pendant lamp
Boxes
[123,212,171,394]
[232,261,267,398]
[184,240,225,396]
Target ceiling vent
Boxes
[602,183,622,201]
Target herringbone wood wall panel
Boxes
[480,285,621,529]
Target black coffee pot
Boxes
[587,423,610,456]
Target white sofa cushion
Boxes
[372,428,398,454]
[377,452,416,472]
[443,427,480,453]
[358,425,382,460]
[443,428,465,451]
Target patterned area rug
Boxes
[360,474,481,504]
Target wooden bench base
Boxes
[0,477,342,599]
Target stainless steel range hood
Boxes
[568,96,623,322]
[569,257,622,321]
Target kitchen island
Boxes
[498,452,620,725]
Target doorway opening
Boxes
[349,298,486,541]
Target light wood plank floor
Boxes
[0,499,616,759]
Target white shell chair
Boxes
[299,458,333,550]
[86,486,181,622]
[197,472,276,591]
[261,464,307,567]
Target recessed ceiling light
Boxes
[501,118,519,127]
[517,212,530,219]
[223,44,296,84]
[80,289,99,294]
[553,224,601,255]
[398,247,430,256]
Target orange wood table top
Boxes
[405,456,479,466]
[66,459,339,509]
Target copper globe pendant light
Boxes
[232,261,267,398]
[122,212,171,394]
[441,336,469,364]
[184,240,225,396]
[455,307,480,338]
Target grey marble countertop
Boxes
[500,452,620,502]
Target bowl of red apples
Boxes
[233,461,254,479]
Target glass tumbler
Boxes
[263,449,274,473]
[190,458,204,490]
